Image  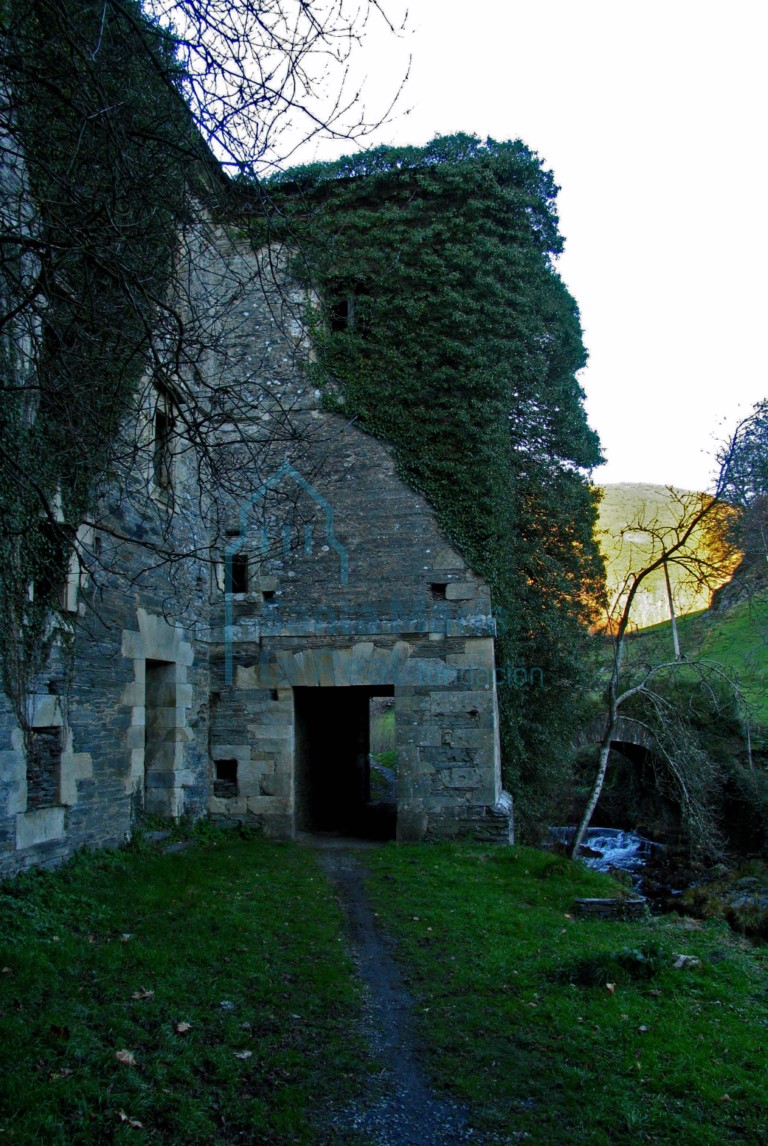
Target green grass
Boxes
[699,596,768,726]
[622,593,768,730]
[370,705,395,757]
[4,835,768,1145]
[0,829,367,1145]
[366,843,768,1146]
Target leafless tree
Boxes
[0,0,404,738]
[570,483,744,860]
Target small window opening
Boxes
[32,521,69,609]
[27,727,62,810]
[153,405,174,489]
[329,294,353,333]
[270,689,279,701]
[226,553,249,594]
[262,588,275,601]
[213,759,238,799]
[430,582,448,600]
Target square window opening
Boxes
[430,582,448,600]
[213,759,238,799]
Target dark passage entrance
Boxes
[144,659,176,816]
[294,686,396,840]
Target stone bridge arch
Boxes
[575,715,656,754]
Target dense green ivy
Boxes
[0,0,188,728]
[266,135,606,835]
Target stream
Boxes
[551,826,662,887]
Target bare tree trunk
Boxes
[570,734,613,859]
[570,492,725,860]
[662,553,681,660]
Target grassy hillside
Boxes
[597,483,730,630]
[627,593,768,730]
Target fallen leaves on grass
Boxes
[174,1021,192,1034]
[131,987,154,1000]
[115,1050,137,1066]
[117,1110,144,1128]
[233,1050,253,1060]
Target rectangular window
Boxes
[153,404,174,489]
[27,727,62,809]
[34,522,69,610]
[329,293,354,333]
[226,553,249,595]
[213,759,238,798]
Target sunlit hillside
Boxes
[596,483,735,630]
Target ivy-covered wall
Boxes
[263,135,606,835]
[0,0,192,734]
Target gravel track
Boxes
[308,838,483,1146]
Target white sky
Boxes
[290,0,768,493]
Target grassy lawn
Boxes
[3,834,768,1146]
[366,843,768,1146]
[0,829,366,1145]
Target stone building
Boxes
[0,206,513,876]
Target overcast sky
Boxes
[292,0,768,493]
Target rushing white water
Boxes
[551,826,660,874]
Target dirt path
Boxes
[309,838,480,1145]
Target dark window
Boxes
[213,759,238,798]
[329,294,353,333]
[27,727,62,809]
[226,553,248,594]
[262,588,275,601]
[34,521,69,609]
[430,582,448,600]
[153,406,174,489]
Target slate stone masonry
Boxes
[0,223,513,876]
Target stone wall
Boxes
[0,219,513,877]
[203,233,512,845]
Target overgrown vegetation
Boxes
[264,136,605,836]
[607,598,768,856]
[0,0,187,732]
[0,0,398,754]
